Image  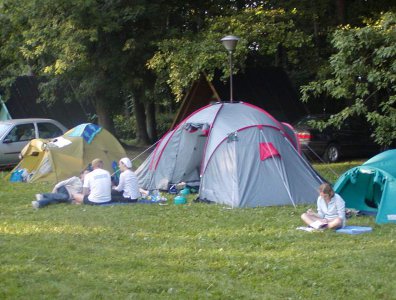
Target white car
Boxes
[0,118,67,168]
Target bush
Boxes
[113,112,175,142]
[156,112,175,137]
[113,114,136,140]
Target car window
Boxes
[37,122,63,138]
[4,123,35,142]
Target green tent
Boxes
[334,149,396,224]
[0,96,12,121]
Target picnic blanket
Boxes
[97,199,167,206]
[335,226,373,235]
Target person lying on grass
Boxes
[32,170,90,209]
[301,183,346,230]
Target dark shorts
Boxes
[111,189,138,203]
[83,195,111,205]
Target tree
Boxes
[0,0,238,142]
[2,1,393,143]
[0,0,133,132]
[301,12,396,146]
[147,6,312,101]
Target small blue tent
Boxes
[334,150,396,224]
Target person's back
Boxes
[84,165,111,203]
[73,158,112,205]
[120,169,140,200]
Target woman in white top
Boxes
[111,157,141,202]
[301,183,346,229]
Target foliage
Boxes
[0,0,177,130]
[155,112,175,137]
[0,0,127,129]
[113,114,137,140]
[1,0,394,139]
[1,162,396,299]
[113,112,174,142]
[301,12,396,146]
[147,6,311,101]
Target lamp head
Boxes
[221,35,239,52]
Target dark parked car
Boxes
[0,118,67,168]
[293,114,381,163]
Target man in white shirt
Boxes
[73,158,112,205]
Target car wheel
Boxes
[323,143,340,163]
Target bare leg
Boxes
[326,217,343,229]
[301,213,324,227]
[72,193,84,204]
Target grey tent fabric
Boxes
[136,102,323,208]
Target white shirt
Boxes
[317,193,346,226]
[114,169,140,199]
[83,168,111,203]
[53,176,83,199]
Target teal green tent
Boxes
[334,150,396,224]
[0,96,12,121]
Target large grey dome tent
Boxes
[136,102,323,207]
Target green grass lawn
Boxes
[1,162,395,299]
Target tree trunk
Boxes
[133,97,150,144]
[335,0,346,25]
[309,0,319,40]
[275,44,287,69]
[124,98,132,118]
[145,101,158,142]
[95,96,115,134]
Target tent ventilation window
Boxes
[184,123,210,136]
[259,142,280,161]
[227,132,238,143]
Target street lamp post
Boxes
[221,35,239,103]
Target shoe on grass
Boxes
[32,200,40,209]
[35,194,43,201]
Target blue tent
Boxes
[334,150,396,224]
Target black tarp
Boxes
[171,67,309,129]
[213,67,308,123]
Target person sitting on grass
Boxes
[73,158,112,205]
[32,170,90,209]
[111,157,147,202]
[301,183,346,230]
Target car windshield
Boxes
[0,123,11,138]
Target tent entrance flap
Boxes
[337,169,383,212]
[170,125,208,185]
